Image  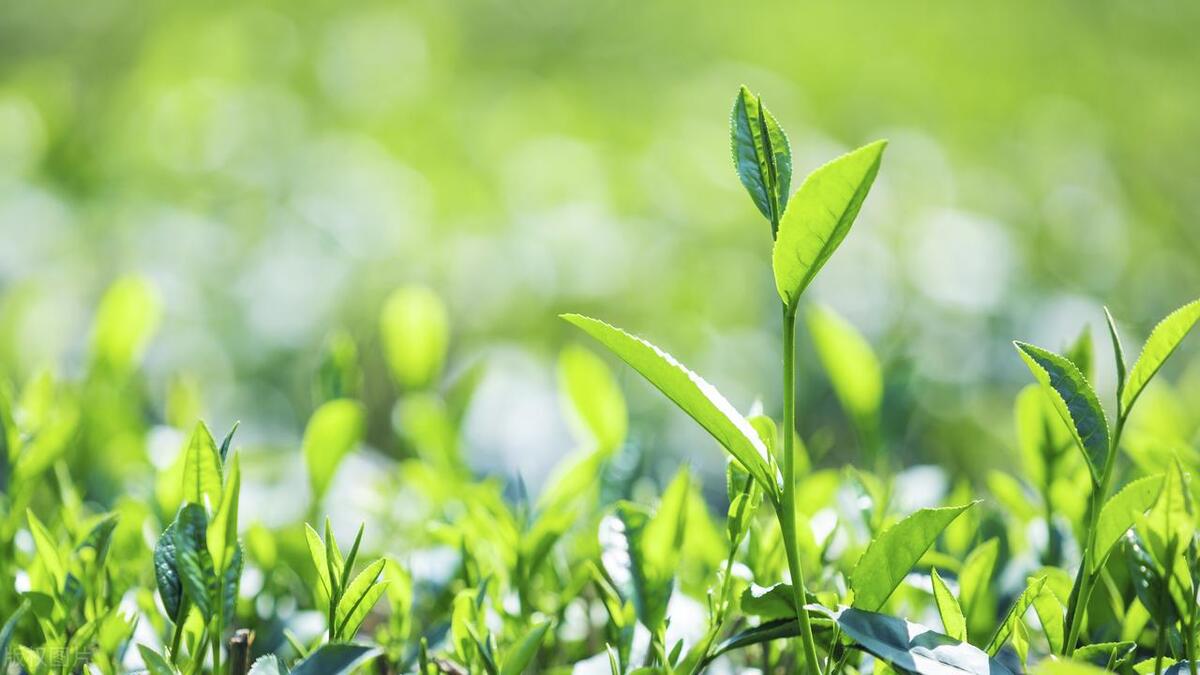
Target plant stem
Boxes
[780,306,822,675]
[1062,415,1124,656]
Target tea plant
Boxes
[0,86,1198,675]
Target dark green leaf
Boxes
[730,86,792,230]
[154,520,183,619]
[0,600,29,670]
[173,503,216,620]
[1014,341,1110,484]
[289,643,380,675]
[813,606,1017,675]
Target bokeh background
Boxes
[2,0,1199,508]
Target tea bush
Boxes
[1,87,1199,675]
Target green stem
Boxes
[1062,415,1125,656]
[780,306,822,675]
[169,598,190,665]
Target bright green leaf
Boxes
[986,576,1046,656]
[501,621,551,675]
[772,140,886,310]
[850,502,975,612]
[562,314,776,495]
[182,421,223,511]
[558,344,627,452]
[1121,299,1200,416]
[335,558,386,639]
[207,454,241,572]
[90,275,162,375]
[931,568,966,641]
[806,304,882,426]
[379,286,449,390]
[302,399,365,503]
[1092,473,1165,571]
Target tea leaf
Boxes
[772,140,887,311]
[247,655,285,675]
[25,510,65,590]
[380,286,449,390]
[220,544,244,626]
[813,605,1017,675]
[1031,585,1065,655]
[558,344,627,452]
[90,275,162,375]
[930,568,966,641]
[1092,473,1165,572]
[182,421,223,511]
[305,523,332,608]
[154,520,183,619]
[302,399,365,503]
[0,600,29,671]
[806,304,882,425]
[207,453,241,572]
[1014,341,1110,484]
[600,502,672,632]
[959,538,999,618]
[173,503,216,620]
[850,502,975,612]
[1104,307,1127,400]
[137,645,179,675]
[562,314,776,495]
[501,621,551,675]
[290,643,381,675]
[730,86,792,231]
[985,576,1046,656]
[335,558,386,638]
[1121,299,1200,416]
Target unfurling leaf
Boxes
[182,421,223,511]
[772,140,886,311]
[173,503,216,620]
[730,86,792,231]
[563,314,776,496]
[931,568,966,641]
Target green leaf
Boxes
[137,644,181,675]
[0,600,29,671]
[302,399,365,503]
[207,453,241,572]
[772,140,887,310]
[154,520,183,620]
[850,502,975,611]
[931,568,966,641]
[305,523,332,608]
[1122,531,1177,626]
[1121,299,1200,416]
[335,558,386,639]
[379,285,449,390]
[1092,473,1165,571]
[1031,583,1065,655]
[703,617,834,668]
[1104,308,1127,401]
[562,314,776,495]
[813,605,1017,675]
[959,538,999,624]
[1014,341,1110,484]
[730,86,792,230]
[986,576,1047,656]
[173,503,216,620]
[247,655,285,675]
[806,304,882,425]
[221,545,244,626]
[182,421,223,511]
[501,621,551,675]
[25,510,65,590]
[289,643,380,675]
[600,500,677,632]
[558,344,628,452]
[90,275,162,375]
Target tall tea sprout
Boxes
[1014,299,1200,655]
[564,86,885,674]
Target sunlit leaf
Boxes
[207,454,241,572]
[1121,299,1200,416]
[985,576,1046,657]
[335,558,386,639]
[137,644,180,675]
[558,344,627,452]
[931,568,966,641]
[25,510,65,590]
[850,502,975,611]
[501,621,551,675]
[302,399,365,503]
[380,286,449,390]
[90,275,162,375]
[181,421,223,511]
[772,140,886,310]
[806,304,882,427]
[563,314,776,495]
[1092,473,1165,571]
